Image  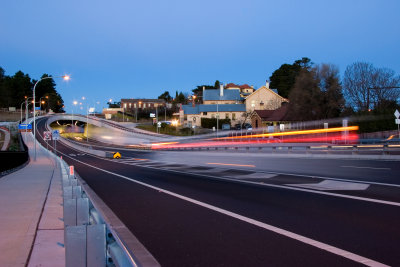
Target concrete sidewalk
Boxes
[0,133,64,267]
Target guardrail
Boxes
[35,133,160,267]
[155,143,400,155]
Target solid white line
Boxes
[53,136,400,205]
[341,165,391,170]
[36,120,393,266]
[56,153,389,267]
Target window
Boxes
[124,103,127,108]
[225,113,229,119]
[129,103,132,108]
[232,113,236,120]
[203,112,207,115]
[134,103,136,108]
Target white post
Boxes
[156,106,158,134]
[86,107,89,142]
[216,102,219,137]
[20,101,24,123]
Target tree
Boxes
[107,101,121,108]
[158,91,172,102]
[343,62,400,111]
[316,64,344,118]
[191,80,220,101]
[176,92,186,104]
[0,70,33,107]
[34,74,64,112]
[269,57,312,98]
[286,68,322,121]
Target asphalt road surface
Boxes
[35,118,400,266]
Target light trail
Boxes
[215,126,359,140]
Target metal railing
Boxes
[35,133,160,267]
[156,143,400,156]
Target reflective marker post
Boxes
[69,166,74,178]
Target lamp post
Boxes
[39,96,49,114]
[72,100,78,126]
[136,101,142,122]
[216,102,219,137]
[20,97,34,123]
[33,75,69,161]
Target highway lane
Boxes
[64,139,400,187]
[62,134,400,186]
[36,118,400,266]
[151,151,400,185]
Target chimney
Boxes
[266,80,270,89]
[220,84,224,97]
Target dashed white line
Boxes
[62,153,390,267]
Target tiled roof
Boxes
[203,89,241,101]
[254,104,289,121]
[182,104,246,114]
[225,83,240,88]
[239,84,252,89]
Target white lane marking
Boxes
[341,165,391,170]
[57,153,389,267]
[55,139,400,207]
[62,146,400,207]
[288,180,370,191]
[228,173,277,179]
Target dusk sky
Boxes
[1,0,399,113]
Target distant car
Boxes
[243,123,252,130]
[222,124,230,130]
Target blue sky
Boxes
[1,0,399,113]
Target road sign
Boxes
[18,124,32,132]
[157,121,161,127]
[43,131,51,140]
[113,152,121,159]
[52,130,60,140]
[150,113,155,118]
[396,119,400,124]
[395,109,400,119]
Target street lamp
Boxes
[20,97,34,123]
[136,101,142,122]
[33,75,70,161]
[72,100,78,126]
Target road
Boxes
[36,117,400,266]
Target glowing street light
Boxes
[33,74,70,161]
[72,100,78,126]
